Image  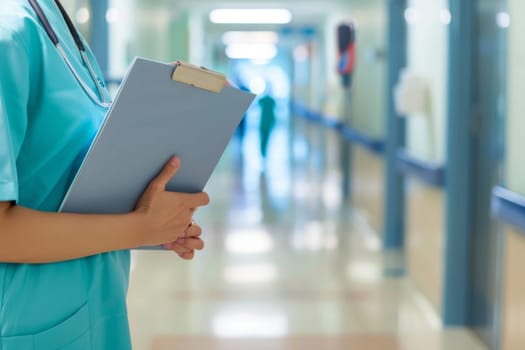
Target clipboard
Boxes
[59,57,255,222]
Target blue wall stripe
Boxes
[491,186,525,234]
[292,103,384,155]
[396,150,445,187]
[340,127,384,155]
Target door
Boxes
[469,0,507,346]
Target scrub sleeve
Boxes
[0,2,132,349]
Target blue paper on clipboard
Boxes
[59,57,255,218]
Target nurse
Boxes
[0,0,209,348]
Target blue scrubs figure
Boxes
[0,1,131,348]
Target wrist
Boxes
[125,211,148,248]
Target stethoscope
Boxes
[28,0,112,108]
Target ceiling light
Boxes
[106,7,120,23]
[210,9,292,24]
[440,9,451,25]
[222,31,279,46]
[75,7,90,24]
[404,7,417,24]
[226,44,278,60]
[496,12,510,28]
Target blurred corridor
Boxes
[61,0,525,349]
[127,119,485,350]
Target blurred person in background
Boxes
[258,91,277,161]
[234,80,251,143]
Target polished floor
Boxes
[126,117,488,350]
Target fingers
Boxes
[175,237,204,250]
[159,191,209,210]
[146,156,209,209]
[179,251,195,260]
[184,222,202,238]
[162,234,204,251]
[163,240,200,260]
[135,157,212,249]
[149,157,180,191]
[163,221,204,260]
[163,241,192,254]
[179,192,210,208]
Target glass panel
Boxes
[405,0,449,163]
[507,0,525,194]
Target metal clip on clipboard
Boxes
[171,61,226,93]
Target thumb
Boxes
[150,156,180,191]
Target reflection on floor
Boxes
[127,121,487,350]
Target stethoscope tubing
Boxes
[28,0,111,108]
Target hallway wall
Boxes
[75,0,523,347]
[404,0,449,318]
[405,0,448,163]
[349,0,387,138]
[502,0,525,348]
[406,180,444,313]
[333,0,387,236]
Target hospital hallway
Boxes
[125,121,487,350]
[55,0,525,348]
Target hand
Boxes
[162,221,204,260]
[133,157,209,247]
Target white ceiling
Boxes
[129,0,358,40]
[134,0,352,22]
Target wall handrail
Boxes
[292,102,384,155]
[340,127,384,154]
[396,149,445,187]
[491,186,525,232]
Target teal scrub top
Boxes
[0,1,131,349]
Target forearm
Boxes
[0,204,143,264]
